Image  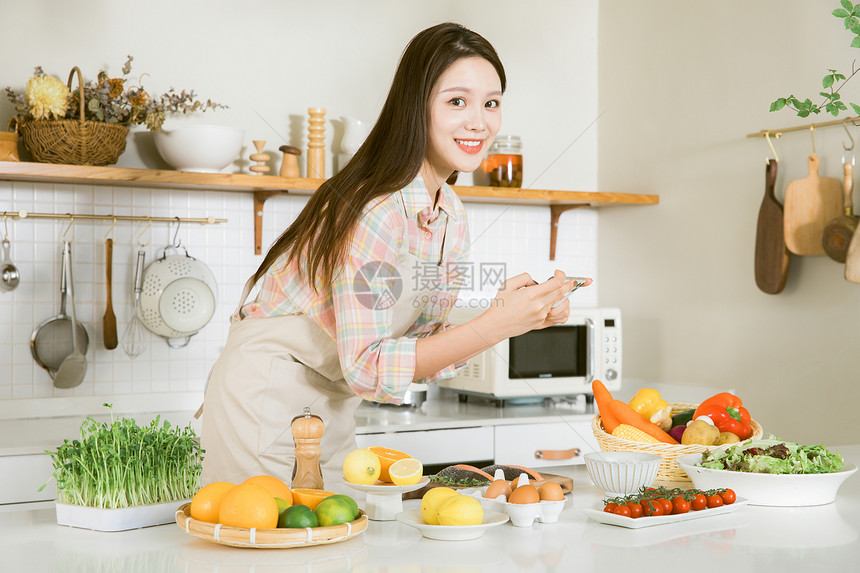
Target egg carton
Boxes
[462,472,567,528]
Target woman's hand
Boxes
[480,270,581,341]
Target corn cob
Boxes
[611,424,660,443]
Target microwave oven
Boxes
[438,307,622,399]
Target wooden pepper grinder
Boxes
[250,140,270,175]
[278,145,301,178]
[290,407,325,489]
[307,107,326,179]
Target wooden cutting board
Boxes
[402,472,573,500]
[755,159,790,294]
[784,154,843,255]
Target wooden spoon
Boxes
[103,238,118,349]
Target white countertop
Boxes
[2,445,858,573]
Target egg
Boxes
[508,483,540,504]
[484,479,512,500]
[538,481,565,501]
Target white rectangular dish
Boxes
[583,498,748,529]
[676,453,857,506]
[56,499,189,531]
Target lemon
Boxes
[388,457,423,486]
[436,494,483,526]
[343,448,382,485]
[420,487,458,525]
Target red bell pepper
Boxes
[693,393,752,440]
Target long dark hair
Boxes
[252,22,506,289]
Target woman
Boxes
[200,22,582,486]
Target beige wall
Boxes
[598,1,860,445]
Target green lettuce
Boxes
[699,438,844,474]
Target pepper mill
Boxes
[307,107,326,179]
[290,407,325,489]
[279,145,301,178]
[249,140,270,175]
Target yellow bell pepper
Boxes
[628,388,669,420]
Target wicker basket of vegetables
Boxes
[590,383,763,482]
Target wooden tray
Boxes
[174,503,367,549]
[402,472,573,500]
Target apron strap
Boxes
[234,274,260,319]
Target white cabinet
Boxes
[0,454,56,504]
[493,422,597,468]
[356,427,494,465]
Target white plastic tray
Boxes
[56,499,189,532]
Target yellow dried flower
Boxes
[107,78,124,98]
[128,89,149,106]
[25,75,69,120]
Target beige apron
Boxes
[200,207,449,489]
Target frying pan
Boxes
[822,159,858,262]
[30,241,89,380]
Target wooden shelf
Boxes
[0,162,659,257]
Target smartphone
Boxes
[549,276,590,308]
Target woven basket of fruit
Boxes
[592,402,763,482]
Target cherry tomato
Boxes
[626,501,643,518]
[707,494,724,508]
[720,489,737,505]
[672,496,690,514]
[604,503,618,514]
[641,500,664,516]
[656,498,673,515]
[613,505,632,517]
[691,493,708,511]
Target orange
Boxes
[368,446,412,482]
[291,488,337,511]
[190,481,235,523]
[218,483,279,529]
[242,474,293,506]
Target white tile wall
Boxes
[0,181,597,420]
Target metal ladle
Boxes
[0,214,19,292]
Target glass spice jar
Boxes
[486,135,522,188]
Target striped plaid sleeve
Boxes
[331,199,417,404]
[409,215,472,384]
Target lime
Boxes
[278,504,319,528]
[314,496,356,527]
[322,494,360,519]
[274,497,291,517]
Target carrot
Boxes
[609,399,679,444]
[592,380,620,433]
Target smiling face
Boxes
[421,56,503,191]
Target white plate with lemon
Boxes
[396,509,509,541]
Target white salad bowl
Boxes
[584,451,661,496]
[152,124,244,173]
[676,453,858,506]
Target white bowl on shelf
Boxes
[152,124,244,173]
[584,451,661,496]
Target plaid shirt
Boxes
[239,175,470,403]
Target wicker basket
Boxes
[18,66,129,166]
[591,402,763,482]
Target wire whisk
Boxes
[122,250,147,359]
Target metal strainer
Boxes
[31,241,89,379]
